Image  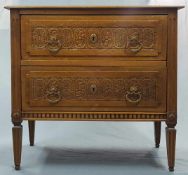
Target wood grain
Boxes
[10,10,22,124]
[166,10,177,127]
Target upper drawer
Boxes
[21,15,167,60]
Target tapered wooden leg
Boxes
[28,121,35,146]
[166,127,176,172]
[12,125,23,170]
[154,121,161,148]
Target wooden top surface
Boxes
[4,5,184,10]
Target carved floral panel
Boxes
[31,27,155,50]
[30,76,156,103]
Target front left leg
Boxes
[12,123,23,170]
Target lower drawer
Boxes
[21,66,166,112]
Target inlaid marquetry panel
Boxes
[21,15,167,60]
[21,66,166,112]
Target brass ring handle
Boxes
[47,37,62,54]
[125,86,142,104]
[46,88,61,104]
[129,44,142,53]
[127,36,142,53]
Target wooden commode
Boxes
[5,6,183,171]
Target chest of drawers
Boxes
[6,6,183,171]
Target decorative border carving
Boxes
[22,112,166,120]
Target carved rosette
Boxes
[12,112,23,125]
[166,112,177,128]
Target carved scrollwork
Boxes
[31,76,157,104]
[143,28,155,48]
[74,28,86,48]
[32,27,47,49]
[31,27,156,51]
[101,29,113,48]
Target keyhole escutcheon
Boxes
[90,84,97,94]
[90,33,98,43]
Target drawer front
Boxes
[21,15,167,60]
[21,66,166,112]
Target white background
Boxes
[0,0,188,175]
